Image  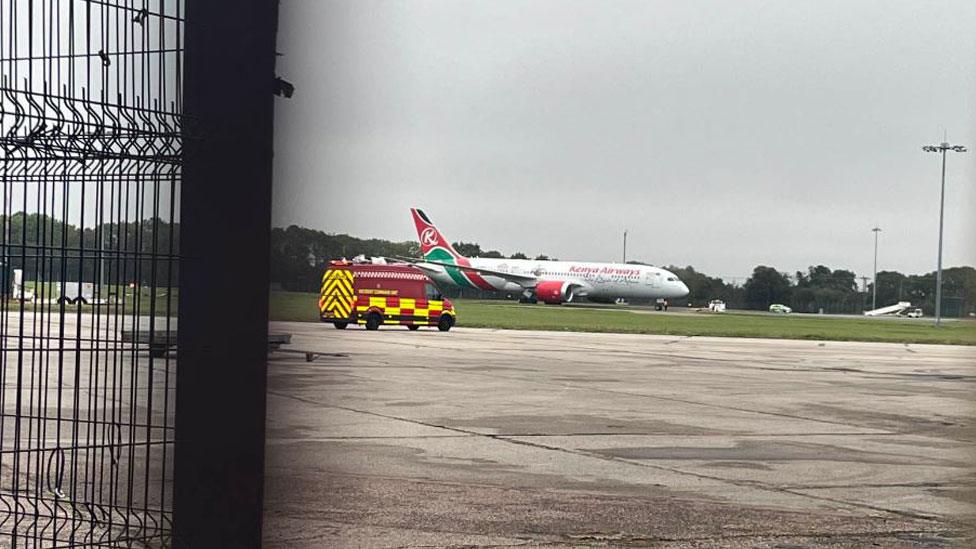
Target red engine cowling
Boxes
[535,280,577,304]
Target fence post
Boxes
[175,1,279,546]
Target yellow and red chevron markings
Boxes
[319,268,355,319]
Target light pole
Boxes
[922,141,967,326]
[622,229,627,263]
[871,226,881,311]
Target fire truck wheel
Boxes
[365,312,382,331]
[437,315,454,332]
[334,322,348,330]
[407,325,420,331]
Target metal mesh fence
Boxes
[1,1,182,546]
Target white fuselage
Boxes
[425,257,690,301]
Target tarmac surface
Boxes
[263,323,976,548]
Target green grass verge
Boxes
[269,291,322,323]
[269,291,976,346]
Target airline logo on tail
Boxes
[410,208,497,291]
[419,227,439,248]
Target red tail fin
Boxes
[411,208,463,260]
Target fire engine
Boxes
[319,260,456,331]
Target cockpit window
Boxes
[667,277,677,281]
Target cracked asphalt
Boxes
[262,323,976,548]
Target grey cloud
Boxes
[273,0,976,280]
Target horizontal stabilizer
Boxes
[396,256,539,288]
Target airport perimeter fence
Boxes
[1,0,182,546]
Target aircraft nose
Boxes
[677,281,689,297]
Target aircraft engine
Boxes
[535,280,578,305]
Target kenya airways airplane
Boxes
[407,208,689,305]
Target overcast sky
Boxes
[273,0,975,281]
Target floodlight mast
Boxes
[622,229,627,263]
[872,226,881,311]
[922,141,968,326]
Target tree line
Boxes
[1,212,179,289]
[703,264,974,317]
[269,223,974,317]
[6,215,971,318]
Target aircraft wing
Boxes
[396,256,539,288]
